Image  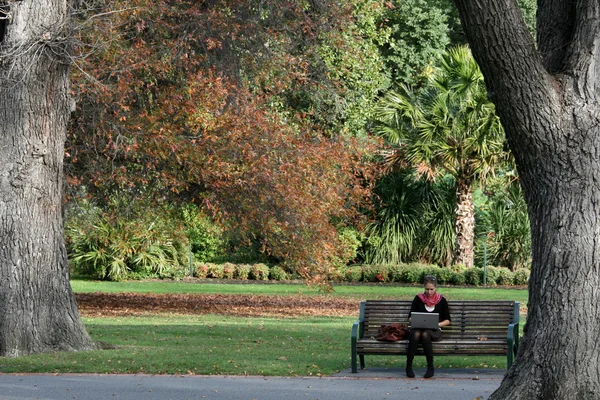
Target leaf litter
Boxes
[76,292,359,318]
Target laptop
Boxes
[410,312,439,329]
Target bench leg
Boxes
[360,355,365,370]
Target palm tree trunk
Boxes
[453,177,474,267]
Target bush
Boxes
[362,265,390,282]
[450,264,467,273]
[269,266,288,281]
[344,265,363,282]
[513,269,530,285]
[250,263,270,280]
[335,227,363,267]
[67,198,187,281]
[234,264,252,280]
[194,262,210,278]
[483,266,499,286]
[496,267,514,286]
[464,267,483,286]
[207,263,225,279]
[222,262,236,280]
[327,267,346,282]
[436,267,454,284]
[387,265,404,283]
[404,263,428,284]
[450,271,466,285]
[421,266,444,283]
[182,204,224,262]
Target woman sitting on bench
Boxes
[406,275,451,378]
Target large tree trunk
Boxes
[453,177,474,267]
[453,0,600,399]
[0,0,96,356]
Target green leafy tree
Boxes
[374,46,508,267]
[378,0,450,86]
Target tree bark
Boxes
[453,177,474,267]
[453,0,600,399]
[0,0,96,356]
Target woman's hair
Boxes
[424,275,437,287]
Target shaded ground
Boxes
[76,292,359,318]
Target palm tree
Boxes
[374,46,508,267]
[365,170,456,266]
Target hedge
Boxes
[190,262,527,286]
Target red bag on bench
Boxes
[376,323,409,341]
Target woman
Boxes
[406,275,451,378]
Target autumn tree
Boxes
[453,1,600,398]
[67,0,382,278]
[0,0,96,356]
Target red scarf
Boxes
[418,292,442,307]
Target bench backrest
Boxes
[360,300,519,340]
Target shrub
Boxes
[387,264,404,283]
[327,267,346,282]
[513,269,530,285]
[483,266,499,286]
[344,265,363,282]
[496,267,514,286]
[421,265,444,283]
[464,267,483,286]
[194,262,210,278]
[436,267,454,284]
[67,199,187,281]
[207,263,225,279]
[234,264,252,280]
[450,271,466,285]
[222,262,236,280]
[250,263,270,280]
[335,227,363,267]
[269,265,288,281]
[362,265,390,282]
[404,263,427,284]
[182,204,225,262]
[450,264,467,273]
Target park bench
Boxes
[351,300,520,373]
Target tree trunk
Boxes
[453,177,474,267]
[0,0,96,356]
[453,0,600,399]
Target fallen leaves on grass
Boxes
[75,292,359,318]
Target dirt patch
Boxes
[76,292,360,318]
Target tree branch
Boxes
[558,0,600,99]
[452,0,554,104]
[537,0,575,73]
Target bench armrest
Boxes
[350,301,366,373]
[506,302,520,368]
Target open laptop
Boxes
[410,312,439,329]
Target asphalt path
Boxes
[0,368,504,400]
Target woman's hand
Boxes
[438,319,451,329]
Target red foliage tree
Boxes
[67,0,380,278]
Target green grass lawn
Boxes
[0,280,526,376]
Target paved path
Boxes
[0,368,504,400]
